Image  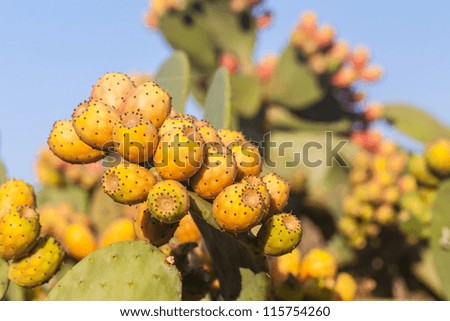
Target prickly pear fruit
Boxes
[194,120,221,144]
[408,154,440,187]
[112,111,159,163]
[8,236,64,288]
[0,179,36,216]
[257,213,302,256]
[271,247,302,282]
[300,248,337,281]
[334,272,357,301]
[241,176,270,215]
[213,183,265,233]
[72,101,120,150]
[231,143,262,180]
[119,81,171,128]
[154,126,204,181]
[90,72,135,109]
[0,206,40,260]
[217,129,246,148]
[102,162,157,205]
[147,180,190,224]
[133,204,178,246]
[174,213,201,244]
[397,174,418,194]
[425,138,450,177]
[48,120,104,164]
[38,204,70,240]
[373,204,395,225]
[99,218,135,248]
[63,223,97,260]
[262,173,290,214]
[129,73,152,86]
[189,145,237,199]
[159,114,196,138]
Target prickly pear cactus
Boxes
[155,51,191,113]
[430,179,450,299]
[0,258,8,299]
[0,159,6,184]
[47,241,181,300]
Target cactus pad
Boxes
[47,241,181,300]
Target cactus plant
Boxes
[0,258,9,299]
[430,179,450,299]
[47,241,181,300]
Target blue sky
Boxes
[0,1,449,184]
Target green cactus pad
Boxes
[4,281,27,301]
[36,184,88,213]
[188,191,218,229]
[230,74,262,119]
[266,45,324,109]
[327,235,355,266]
[204,68,236,130]
[384,104,450,144]
[430,179,450,299]
[237,268,269,300]
[47,241,181,300]
[191,212,265,300]
[155,51,191,113]
[159,0,256,71]
[0,258,9,299]
[265,130,350,216]
[89,187,126,233]
[159,11,216,71]
[0,159,6,184]
[412,249,444,298]
[265,105,353,133]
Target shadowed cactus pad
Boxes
[0,258,9,299]
[46,241,181,300]
[8,236,64,288]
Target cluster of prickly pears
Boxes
[35,147,103,190]
[396,138,450,238]
[339,142,421,248]
[292,11,383,88]
[46,71,302,258]
[0,180,65,288]
[270,248,357,300]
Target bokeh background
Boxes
[1,0,449,184]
